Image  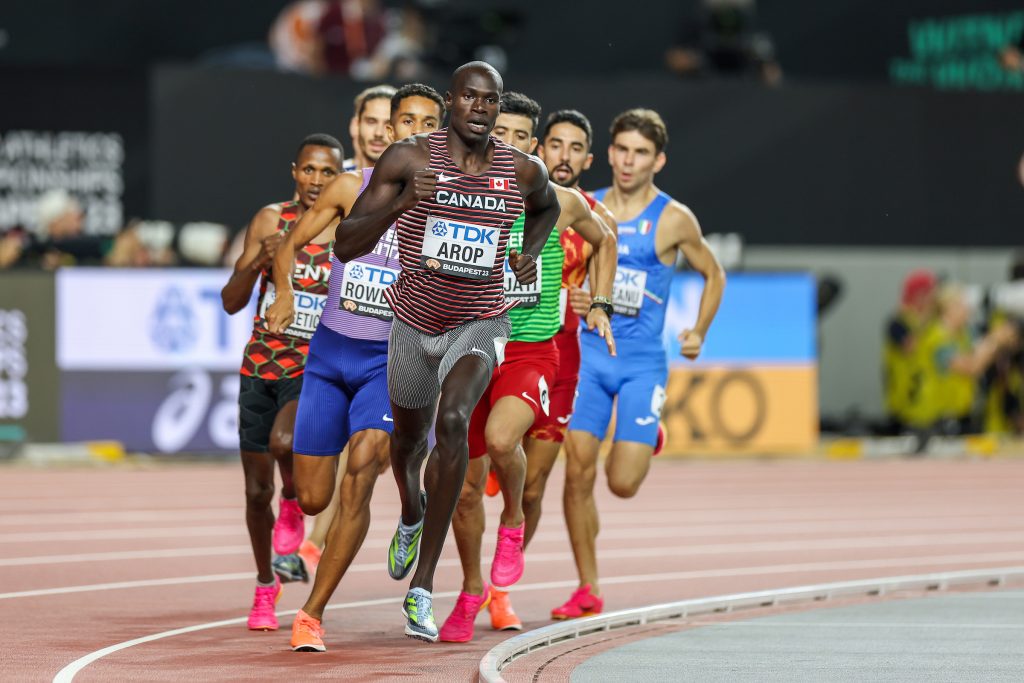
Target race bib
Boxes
[339,261,398,320]
[613,266,647,317]
[504,254,542,307]
[421,215,499,280]
[538,374,550,416]
[260,282,326,339]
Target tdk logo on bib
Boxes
[616,269,643,287]
[347,264,397,286]
[421,215,499,280]
[259,283,327,338]
[294,292,328,312]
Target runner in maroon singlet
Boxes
[331,61,561,642]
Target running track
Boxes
[3,458,1023,681]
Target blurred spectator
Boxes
[318,0,387,77]
[983,255,1024,434]
[270,0,328,74]
[882,269,938,434]
[0,190,162,270]
[906,284,1019,435]
[351,3,429,81]
[665,0,781,86]
[178,222,230,266]
[998,31,1024,74]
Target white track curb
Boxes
[478,566,1024,682]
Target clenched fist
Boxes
[400,168,437,210]
[251,233,285,272]
[679,329,703,360]
[508,250,537,285]
[265,294,295,334]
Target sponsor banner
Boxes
[662,366,818,454]
[57,268,256,370]
[598,272,818,454]
[662,272,816,365]
[0,271,59,442]
[61,369,239,453]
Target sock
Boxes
[257,577,276,587]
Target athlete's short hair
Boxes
[610,108,669,154]
[499,92,542,137]
[391,83,446,119]
[542,109,594,148]
[297,133,344,160]
[354,84,398,119]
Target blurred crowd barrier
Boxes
[0,269,818,456]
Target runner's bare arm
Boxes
[569,199,618,316]
[271,172,360,294]
[557,189,615,303]
[667,203,725,360]
[510,152,559,284]
[221,205,281,314]
[333,140,431,262]
[265,173,360,333]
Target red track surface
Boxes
[3,458,1023,681]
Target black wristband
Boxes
[589,301,614,317]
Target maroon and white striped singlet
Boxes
[385,129,525,334]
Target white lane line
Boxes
[0,509,241,526]
[51,555,1024,682]
[1,504,1018,528]
[7,515,1024,545]
[50,592,453,683]
[0,526,245,543]
[0,546,254,567]
[2,573,253,600]
[4,530,1023,568]
[13,548,1024,603]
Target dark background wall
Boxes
[4,0,1022,79]
[3,1,1024,245]
[151,67,1024,246]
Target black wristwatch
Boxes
[589,300,614,317]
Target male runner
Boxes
[527,109,617,546]
[265,84,445,652]
[266,82,442,651]
[332,62,561,642]
[221,134,343,631]
[344,84,397,171]
[299,83,400,565]
[558,109,725,619]
[437,94,616,642]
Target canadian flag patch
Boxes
[489,177,508,191]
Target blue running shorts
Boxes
[569,332,668,447]
[293,325,392,456]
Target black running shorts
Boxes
[238,375,303,452]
